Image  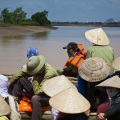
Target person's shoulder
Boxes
[44,63,58,79]
[106,45,114,50]
[45,63,55,70]
[87,46,95,51]
[45,63,57,73]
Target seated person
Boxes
[0,74,11,120]
[57,42,86,77]
[78,57,110,109]
[8,55,58,120]
[42,75,78,120]
[96,56,120,120]
[96,75,120,120]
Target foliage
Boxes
[0,7,26,24]
[12,7,27,24]
[0,8,11,23]
[0,8,51,26]
[20,21,39,26]
[31,10,51,26]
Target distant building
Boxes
[105,18,120,23]
[86,21,89,23]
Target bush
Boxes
[20,21,39,26]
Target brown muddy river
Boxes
[0,26,120,74]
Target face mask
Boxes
[106,88,120,98]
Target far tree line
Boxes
[0,7,120,27]
[0,7,51,26]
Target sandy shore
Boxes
[0,26,57,36]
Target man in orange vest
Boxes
[58,42,86,77]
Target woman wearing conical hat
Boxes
[78,57,111,109]
[80,28,114,110]
[85,28,115,74]
[42,75,77,120]
[96,57,120,120]
[49,87,90,120]
[96,75,120,120]
[42,75,90,120]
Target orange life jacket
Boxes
[64,44,86,68]
[19,96,32,112]
[19,96,50,112]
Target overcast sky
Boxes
[0,0,120,22]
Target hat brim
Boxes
[96,75,120,90]
[42,75,77,97]
[49,87,90,114]
[112,57,120,70]
[27,55,45,75]
[85,28,110,45]
[78,57,110,82]
[63,46,67,49]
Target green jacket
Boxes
[86,45,115,73]
[9,63,59,95]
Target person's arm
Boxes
[8,69,29,87]
[104,104,118,119]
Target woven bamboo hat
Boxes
[85,28,110,45]
[42,75,77,97]
[78,57,110,82]
[96,75,120,89]
[0,95,11,116]
[112,57,120,70]
[49,87,90,114]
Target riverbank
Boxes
[0,26,58,36]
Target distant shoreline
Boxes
[0,24,119,36]
[0,26,58,36]
[52,24,120,27]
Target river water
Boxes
[0,26,120,74]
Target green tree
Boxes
[12,7,27,24]
[0,8,11,23]
[31,10,51,26]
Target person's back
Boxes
[86,45,114,73]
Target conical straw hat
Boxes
[112,57,120,70]
[78,57,110,82]
[49,87,90,114]
[42,75,77,97]
[96,75,120,89]
[0,95,11,116]
[85,28,110,45]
